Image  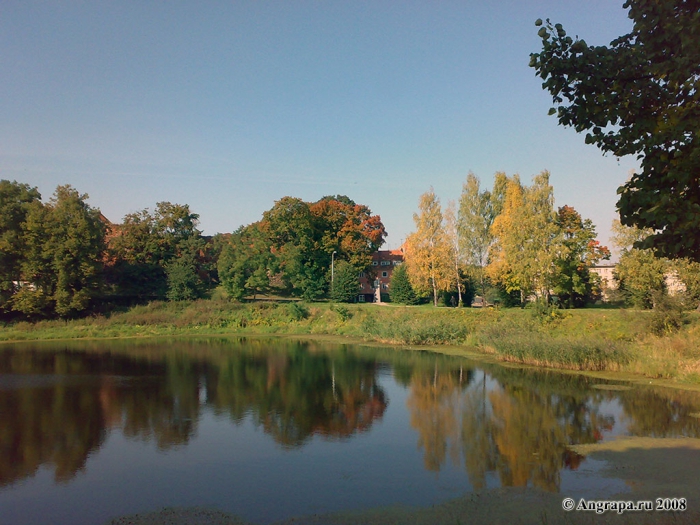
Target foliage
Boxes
[488,172,562,304]
[530,2,700,260]
[458,172,504,299]
[0,180,42,314]
[218,223,276,301]
[107,201,208,302]
[612,221,668,308]
[554,205,611,308]
[286,301,309,321]
[648,292,685,336]
[404,189,454,306]
[330,260,359,303]
[11,185,105,318]
[389,264,419,305]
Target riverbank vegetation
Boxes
[2,298,699,384]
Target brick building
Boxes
[357,249,404,303]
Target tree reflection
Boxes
[3,339,700,491]
[0,340,388,486]
[404,365,700,492]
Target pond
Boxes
[1,337,699,524]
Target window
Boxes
[381,260,390,266]
[372,261,378,266]
[358,294,365,302]
[359,272,365,277]
[392,260,402,266]
[382,271,388,278]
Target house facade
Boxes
[357,249,404,303]
[590,264,686,301]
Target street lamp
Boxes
[331,251,337,286]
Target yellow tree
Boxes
[405,189,454,306]
[488,172,563,304]
[487,175,525,302]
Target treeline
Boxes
[399,171,700,309]
[0,180,386,319]
[397,171,609,308]
[0,180,219,319]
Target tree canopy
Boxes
[219,195,386,301]
[530,0,700,260]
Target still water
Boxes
[1,337,699,524]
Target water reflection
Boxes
[1,338,700,497]
[405,363,700,492]
[0,339,388,487]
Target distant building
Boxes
[589,264,617,301]
[590,264,686,301]
[358,249,404,303]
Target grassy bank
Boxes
[2,299,700,383]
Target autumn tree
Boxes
[530,1,700,260]
[488,172,562,305]
[554,205,611,307]
[404,190,454,307]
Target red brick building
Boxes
[358,249,404,303]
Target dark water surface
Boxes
[1,337,700,525]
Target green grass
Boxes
[2,298,700,383]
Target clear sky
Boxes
[1,1,638,253]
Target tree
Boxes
[458,172,506,300]
[443,202,465,306]
[554,206,611,307]
[488,172,563,305]
[218,223,276,301]
[404,190,454,307]
[530,1,700,260]
[0,180,41,314]
[329,260,359,303]
[611,220,667,308]
[108,202,207,301]
[389,263,419,305]
[12,185,105,317]
[259,195,385,300]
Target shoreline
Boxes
[2,299,699,390]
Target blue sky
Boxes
[1,1,637,252]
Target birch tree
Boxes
[405,190,453,307]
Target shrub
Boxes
[286,302,309,321]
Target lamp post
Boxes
[331,251,337,287]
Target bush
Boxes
[648,292,685,335]
[286,302,309,321]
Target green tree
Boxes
[612,221,667,308]
[330,260,359,303]
[0,180,41,314]
[458,172,506,300]
[13,185,105,317]
[108,202,207,301]
[389,263,419,305]
[530,1,700,260]
[218,223,276,301]
[405,190,454,307]
[554,205,611,308]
